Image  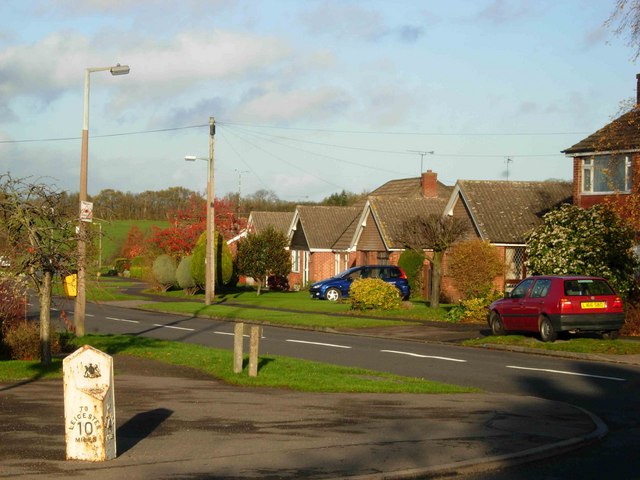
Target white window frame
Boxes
[291,250,300,273]
[582,155,631,194]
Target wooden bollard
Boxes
[249,325,260,377]
[233,323,244,373]
[233,322,262,376]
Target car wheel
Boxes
[325,288,341,302]
[602,330,620,340]
[490,311,506,336]
[539,316,557,342]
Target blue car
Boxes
[309,265,410,301]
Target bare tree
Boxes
[400,214,468,308]
[0,175,81,365]
[606,0,640,60]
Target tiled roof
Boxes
[456,180,572,244]
[563,108,640,154]
[369,197,448,249]
[296,206,361,250]
[370,177,453,199]
[248,211,294,235]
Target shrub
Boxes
[446,291,502,323]
[0,275,27,336]
[176,256,197,295]
[2,320,60,360]
[113,258,130,276]
[622,299,640,336]
[267,275,289,291]
[398,249,424,297]
[191,231,234,288]
[350,278,402,311]
[447,239,503,299]
[527,204,639,298]
[152,254,177,291]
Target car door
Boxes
[520,278,552,332]
[500,278,535,330]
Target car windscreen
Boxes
[563,279,615,296]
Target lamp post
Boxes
[75,64,130,337]
[185,116,216,305]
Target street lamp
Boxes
[185,116,216,305]
[75,64,130,337]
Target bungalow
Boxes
[443,179,572,298]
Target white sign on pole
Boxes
[80,201,93,223]
[63,345,116,461]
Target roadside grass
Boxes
[52,278,147,302]
[464,335,640,355]
[147,288,451,323]
[0,335,479,394]
[141,301,418,328]
[0,359,63,382]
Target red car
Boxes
[488,275,624,342]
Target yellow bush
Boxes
[350,278,402,311]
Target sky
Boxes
[0,0,638,203]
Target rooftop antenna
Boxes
[505,157,513,181]
[407,150,435,175]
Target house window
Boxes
[582,155,631,193]
[505,247,525,281]
[291,250,300,273]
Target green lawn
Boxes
[155,288,451,322]
[96,219,169,265]
[0,335,479,394]
[464,335,640,355]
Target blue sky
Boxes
[0,0,637,202]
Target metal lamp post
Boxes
[185,116,216,305]
[75,64,130,337]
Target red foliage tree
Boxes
[120,225,147,259]
[149,195,247,257]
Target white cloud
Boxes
[235,85,351,123]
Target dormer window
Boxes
[582,155,631,194]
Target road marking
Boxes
[287,339,352,349]
[106,317,139,324]
[152,323,195,332]
[506,365,626,382]
[381,350,467,362]
[213,331,262,338]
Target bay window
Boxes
[582,155,631,193]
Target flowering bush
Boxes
[446,291,502,323]
[527,204,639,298]
[350,278,402,311]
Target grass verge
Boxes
[141,301,418,328]
[0,334,479,394]
[464,335,640,355]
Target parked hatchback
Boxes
[488,275,624,342]
[309,265,410,301]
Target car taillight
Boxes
[559,298,573,313]
[612,296,623,309]
[398,267,407,279]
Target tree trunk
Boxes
[430,251,444,309]
[39,270,52,366]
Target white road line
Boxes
[213,331,259,338]
[106,317,140,324]
[287,339,352,349]
[381,350,467,363]
[152,323,195,332]
[506,365,626,382]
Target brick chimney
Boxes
[421,170,438,198]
